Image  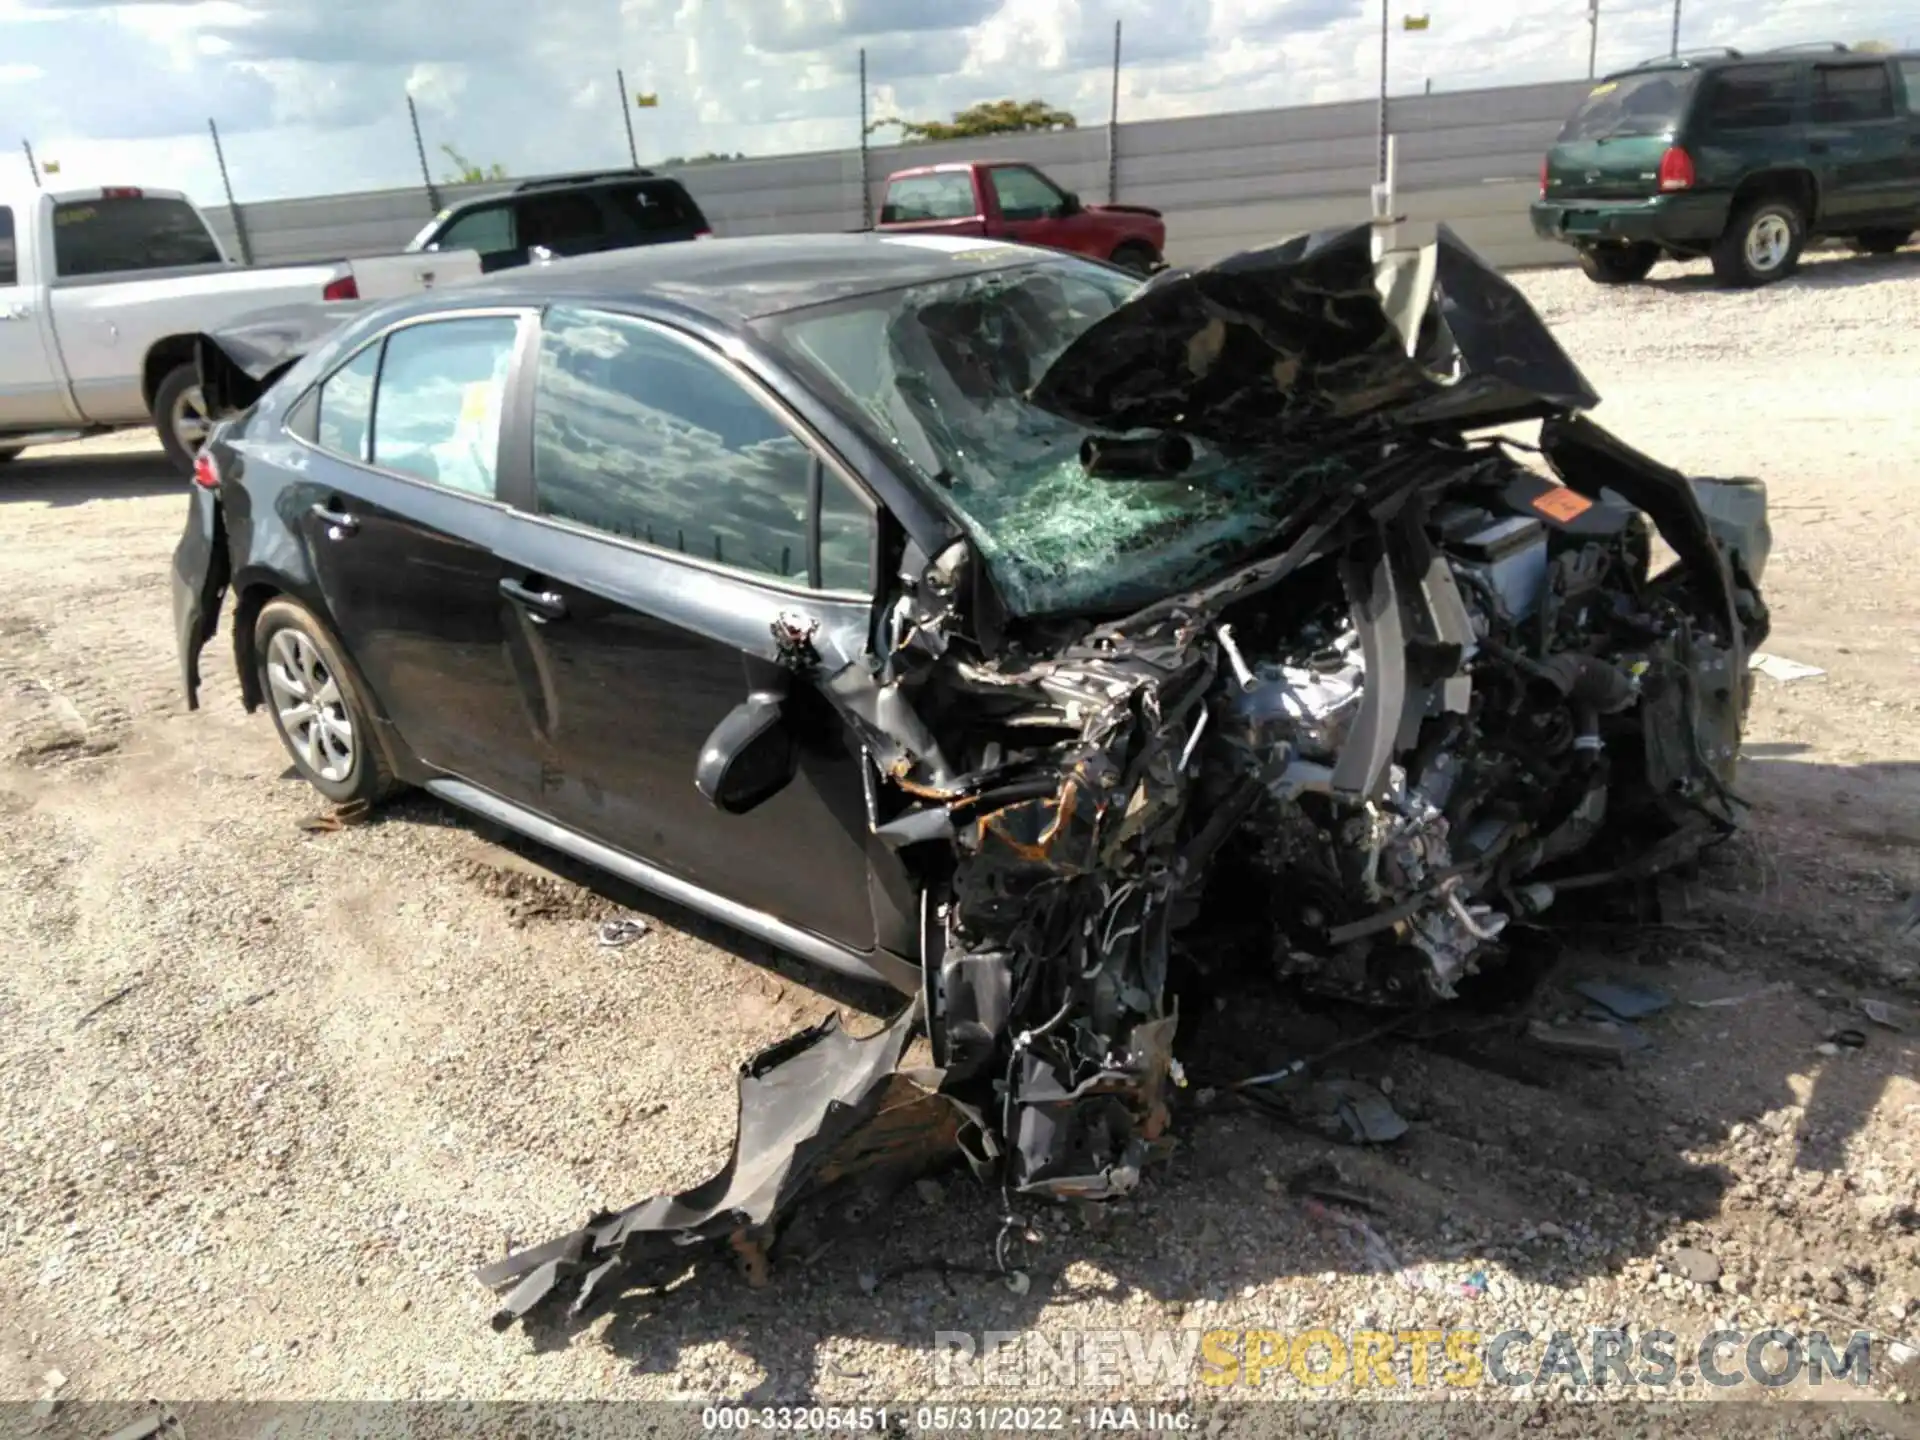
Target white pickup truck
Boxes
[0,183,480,474]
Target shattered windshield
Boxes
[758,258,1298,616]
[1558,69,1701,141]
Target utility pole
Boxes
[1376,0,1390,183]
[617,68,640,168]
[22,139,40,188]
[858,48,872,229]
[207,119,254,265]
[1670,0,1682,57]
[1107,19,1122,203]
[1588,0,1600,78]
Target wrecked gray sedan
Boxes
[173,225,1769,1328]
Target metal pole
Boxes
[407,94,441,212]
[1670,0,1681,57]
[1377,0,1390,183]
[22,139,40,188]
[617,68,640,168]
[1588,0,1600,78]
[1107,19,1122,204]
[858,48,872,229]
[207,118,254,266]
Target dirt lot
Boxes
[2,248,1919,1416]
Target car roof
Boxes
[441,172,692,216]
[426,232,1058,325]
[1607,45,1916,78]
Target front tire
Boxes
[1854,229,1913,256]
[254,598,397,808]
[1110,241,1161,277]
[153,362,211,477]
[1577,243,1659,285]
[1711,197,1806,287]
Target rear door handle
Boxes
[500,576,567,622]
[309,501,359,536]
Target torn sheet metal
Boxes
[195,300,369,416]
[479,222,1771,1330]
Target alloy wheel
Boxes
[169,382,212,459]
[266,628,355,783]
[1745,214,1792,275]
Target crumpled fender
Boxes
[194,300,368,418]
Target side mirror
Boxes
[695,692,797,815]
[529,244,556,264]
[1060,191,1083,216]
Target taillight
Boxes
[192,451,220,491]
[1540,155,1550,196]
[322,275,359,301]
[693,228,714,240]
[1658,146,1696,192]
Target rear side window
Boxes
[603,183,699,234]
[882,174,977,223]
[1903,60,1920,115]
[1699,64,1799,131]
[316,343,380,462]
[0,207,15,287]
[51,196,222,278]
[532,305,873,589]
[516,191,607,251]
[438,204,516,256]
[371,316,521,497]
[1814,63,1895,123]
[1558,70,1701,142]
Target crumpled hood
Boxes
[195,300,370,417]
[1028,221,1601,445]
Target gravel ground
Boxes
[2,246,1919,1420]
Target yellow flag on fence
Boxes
[634,91,659,108]
[1403,14,1430,29]
[42,159,61,174]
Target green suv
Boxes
[1531,44,1920,286]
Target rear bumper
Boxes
[171,485,228,712]
[1530,194,1731,249]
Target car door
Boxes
[983,165,1104,257]
[0,201,81,431]
[1807,60,1908,223]
[1897,59,1920,218]
[490,303,890,954]
[289,307,545,801]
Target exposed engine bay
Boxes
[475,223,1772,1329]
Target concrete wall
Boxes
[201,77,1590,272]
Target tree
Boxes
[659,151,747,166]
[1853,39,1894,51]
[440,143,508,184]
[867,98,1078,143]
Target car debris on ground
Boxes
[474,223,1773,1332]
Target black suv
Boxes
[405,169,712,274]
[1531,44,1920,286]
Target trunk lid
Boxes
[1546,70,1700,201]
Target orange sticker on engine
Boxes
[1533,487,1594,523]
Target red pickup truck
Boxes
[876,161,1166,274]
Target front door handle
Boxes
[309,501,359,536]
[500,576,567,622]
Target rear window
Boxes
[1699,64,1800,131]
[882,173,977,223]
[51,196,222,278]
[1813,63,1895,123]
[1558,70,1701,142]
[603,182,699,233]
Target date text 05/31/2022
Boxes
[701,1406,1194,1432]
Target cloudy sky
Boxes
[2,0,1914,206]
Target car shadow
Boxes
[0,446,182,506]
[478,752,1920,1401]
[1646,245,1920,294]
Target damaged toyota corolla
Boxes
[172,226,1771,1330]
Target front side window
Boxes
[438,205,516,256]
[0,206,16,287]
[882,173,978,223]
[315,342,380,462]
[1700,64,1799,131]
[51,196,223,278]
[989,166,1066,221]
[532,306,871,589]
[1814,63,1895,123]
[1901,60,1920,116]
[369,316,521,496]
